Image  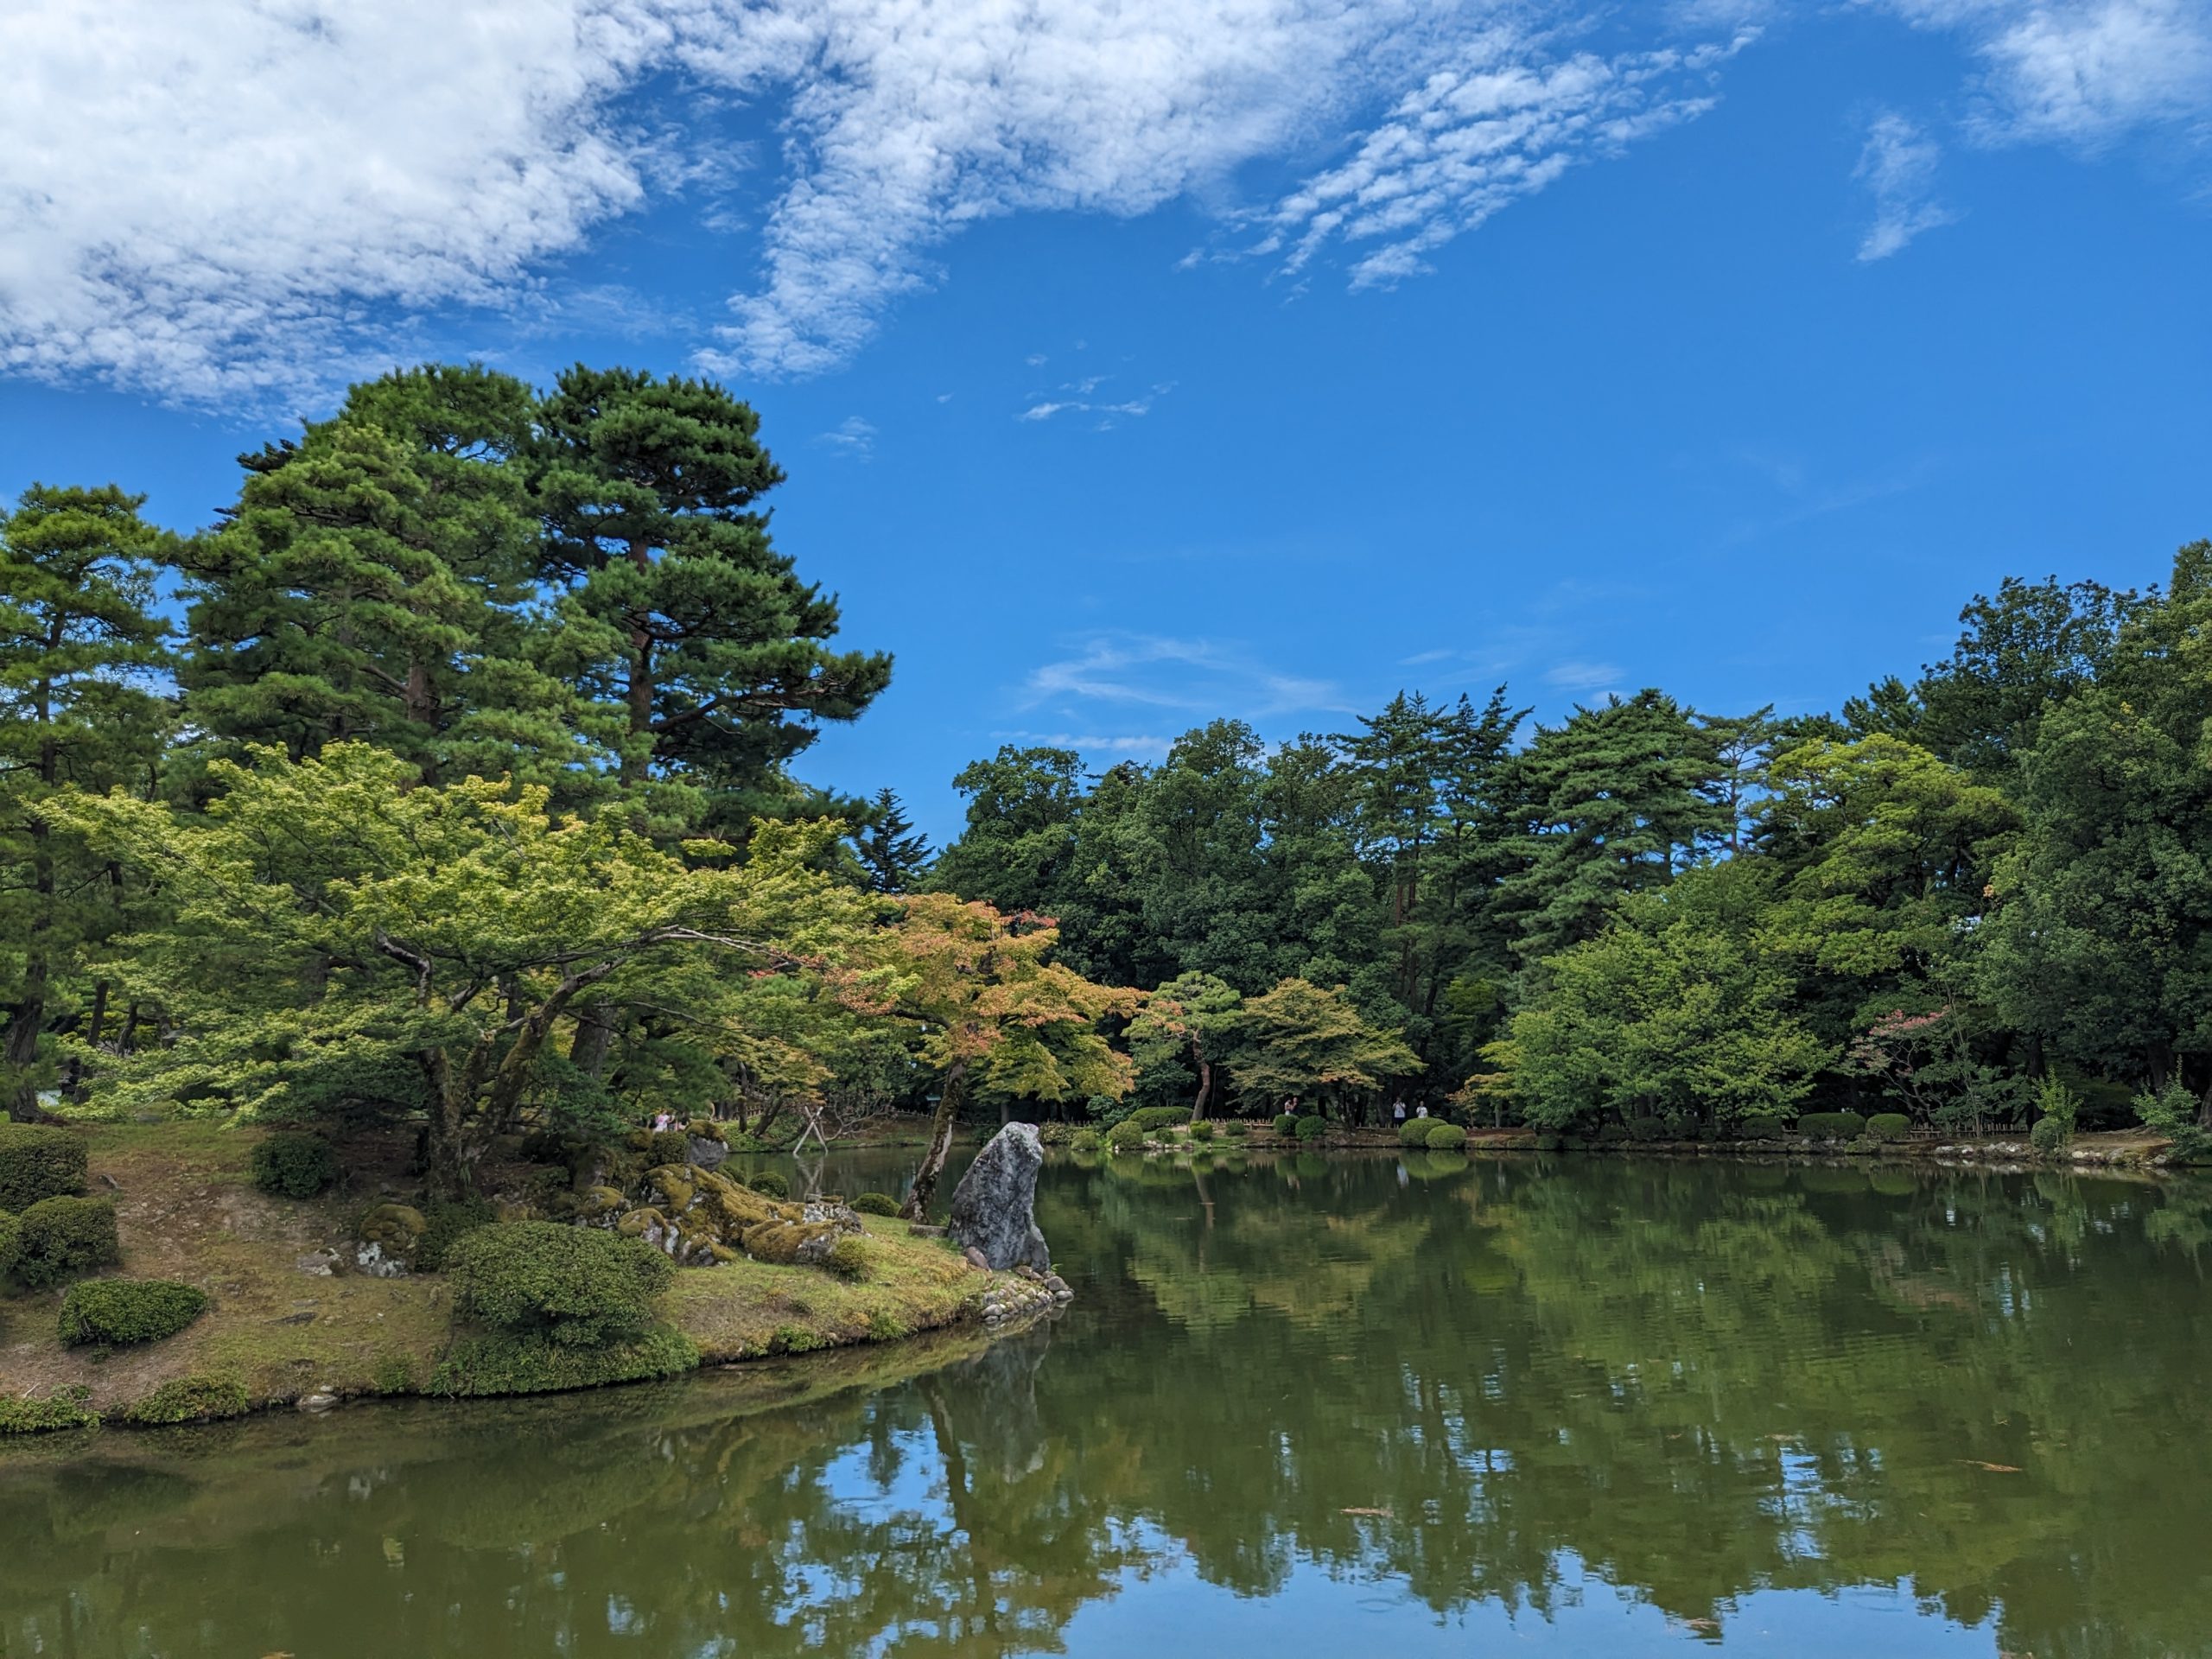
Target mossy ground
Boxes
[0,1121,1007,1427]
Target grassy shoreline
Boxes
[0,1122,1026,1436]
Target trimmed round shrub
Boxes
[1866,1112,1911,1143]
[1106,1118,1147,1152]
[447,1221,672,1349]
[1796,1110,1868,1141]
[1130,1106,1189,1134]
[853,1192,903,1217]
[1294,1114,1327,1142]
[1624,1116,1667,1142]
[0,1124,86,1211]
[58,1279,208,1347]
[13,1197,120,1290]
[1735,1113,1791,1141]
[1070,1129,1105,1154]
[1271,1112,1299,1136]
[1189,1121,1216,1142]
[748,1170,791,1199]
[251,1130,339,1198]
[0,1210,19,1281]
[1216,1120,1243,1138]
[2031,1116,2069,1155]
[1398,1119,1430,1147]
[1425,1122,1468,1151]
[823,1236,870,1280]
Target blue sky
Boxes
[3,0,2208,842]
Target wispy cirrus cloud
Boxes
[1543,658,1625,691]
[815,413,877,457]
[1021,633,1352,719]
[992,728,1174,756]
[1854,110,1955,259]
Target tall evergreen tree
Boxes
[177,365,604,791]
[0,486,171,1116]
[855,787,934,893]
[532,365,892,824]
[1499,690,1728,966]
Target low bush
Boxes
[1735,1113,1791,1141]
[1130,1106,1189,1135]
[1866,1112,1912,1143]
[823,1236,870,1280]
[2031,1116,2070,1155]
[0,1124,86,1211]
[58,1279,208,1347]
[447,1221,672,1348]
[1624,1116,1667,1142]
[1425,1122,1468,1151]
[251,1130,340,1198]
[1106,1119,1148,1152]
[1215,1120,1243,1138]
[13,1197,120,1290]
[1398,1119,1431,1147]
[1294,1115,1326,1142]
[748,1169,791,1199]
[1189,1121,1216,1142]
[853,1192,902,1217]
[1069,1130,1105,1154]
[0,1387,97,1435]
[0,1209,18,1281]
[414,1197,495,1272]
[645,1128,691,1166]
[1796,1111,1867,1141]
[123,1376,251,1426]
[1534,1133,1565,1152]
[429,1326,700,1396]
[1271,1112,1299,1137]
[1593,1122,1629,1144]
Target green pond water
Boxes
[7,1149,2212,1657]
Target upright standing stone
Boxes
[947,1122,1052,1273]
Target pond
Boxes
[6,1149,2211,1657]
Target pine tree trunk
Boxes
[1189,1052,1213,1122]
[902,1061,969,1221]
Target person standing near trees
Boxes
[1392,1097,1408,1128]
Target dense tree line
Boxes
[929,548,2212,1138]
[4,354,2206,1166]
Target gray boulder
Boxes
[948,1122,1052,1273]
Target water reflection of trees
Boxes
[5,1159,2212,1658]
[1041,1155,2212,1658]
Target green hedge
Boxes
[1866,1112,1912,1143]
[429,1325,699,1397]
[1069,1129,1104,1154]
[251,1130,339,1198]
[13,1197,120,1290]
[1128,1106,1189,1135]
[1425,1122,1468,1151]
[0,1388,97,1435]
[748,1170,791,1199]
[1294,1115,1326,1142]
[58,1279,208,1347]
[1796,1111,1867,1141]
[2031,1116,2069,1154]
[1189,1121,1216,1141]
[414,1197,494,1272]
[447,1221,672,1348]
[0,1125,86,1211]
[123,1376,250,1426]
[0,1209,19,1281]
[853,1192,902,1217]
[1736,1113,1791,1140]
[1106,1119,1147,1152]
[1397,1119,1430,1147]
[1271,1112,1299,1136]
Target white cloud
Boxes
[0,0,709,401]
[815,413,876,456]
[4,0,2207,401]
[993,729,1173,755]
[1854,110,1955,259]
[1871,0,2212,145]
[1543,658,1624,690]
[1263,27,1750,289]
[1022,633,1351,718]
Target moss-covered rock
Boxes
[356,1203,428,1269]
[576,1185,628,1224]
